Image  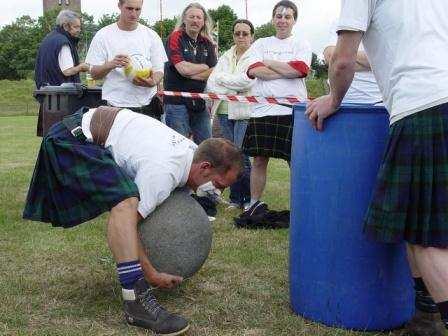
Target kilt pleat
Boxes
[364,103,448,247]
[242,114,293,161]
[23,113,140,228]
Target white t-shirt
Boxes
[81,109,197,218]
[338,0,448,124]
[58,45,74,72]
[86,23,167,107]
[247,35,311,118]
[325,21,382,104]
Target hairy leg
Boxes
[250,156,269,201]
[107,197,140,262]
[411,244,448,302]
[107,197,182,289]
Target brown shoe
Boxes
[405,309,446,336]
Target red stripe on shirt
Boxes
[247,62,265,79]
[167,30,185,65]
[288,61,309,78]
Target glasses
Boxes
[233,31,250,37]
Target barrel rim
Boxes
[293,102,388,114]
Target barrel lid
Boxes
[34,83,102,98]
[34,82,82,94]
[293,102,388,114]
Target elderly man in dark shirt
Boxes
[34,9,89,136]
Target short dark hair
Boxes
[119,0,142,5]
[232,19,255,35]
[272,0,298,20]
[193,138,244,174]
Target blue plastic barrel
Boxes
[290,103,414,331]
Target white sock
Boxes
[248,199,259,208]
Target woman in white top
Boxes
[207,19,256,208]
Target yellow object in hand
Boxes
[135,68,151,79]
[124,64,133,77]
[124,64,151,80]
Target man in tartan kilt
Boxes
[241,0,311,217]
[23,106,243,335]
[306,1,448,335]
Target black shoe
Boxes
[241,201,268,217]
[191,194,218,217]
[415,290,439,313]
[123,278,190,335]
[404,309,446,336]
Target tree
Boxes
[254,22,275,39]
[311,52,328,78]
[152,17,177,42]
[78,13,96,59]
[0,16,39,79]
[208,5,237,52]
[97,13,119,30]
[138,17,151,28]
[36,7,60,39]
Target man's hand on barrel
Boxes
[305,94,339,131]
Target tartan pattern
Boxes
[364,103,448,247]
[23,112,140,228]
[242,114,293,161]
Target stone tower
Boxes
[43,0,82,13]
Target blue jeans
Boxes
[217,114,251,206]
[164,103,211,145]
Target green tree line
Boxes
[0,5,326,81]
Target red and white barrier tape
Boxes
[160,91,304,106]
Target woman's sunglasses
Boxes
[233,31,251,37]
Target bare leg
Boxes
[250,156,269,201]
[412,244,448,302]
[107,197,140,262]
[107,197,182,289]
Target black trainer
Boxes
[123,278,190,335]
[405,309,446,336]
[415,289,439,313]
[241,201,268,217]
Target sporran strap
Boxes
[90,106,121,146]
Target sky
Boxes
[0,0,341,55]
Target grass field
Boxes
[0,115,408,336]
[0,80,39,116]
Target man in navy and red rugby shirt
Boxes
[163,2,217,145]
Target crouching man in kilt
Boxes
[23,106,243,335]
[307,0,448,335]
[241,0,311,217]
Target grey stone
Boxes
[138,188,212,279]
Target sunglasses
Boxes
[233,31,251,37]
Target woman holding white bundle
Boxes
[207,19,256,209]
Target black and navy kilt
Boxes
[364,102,448,247]
[23,112,140,228]
[242,114,293,161]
